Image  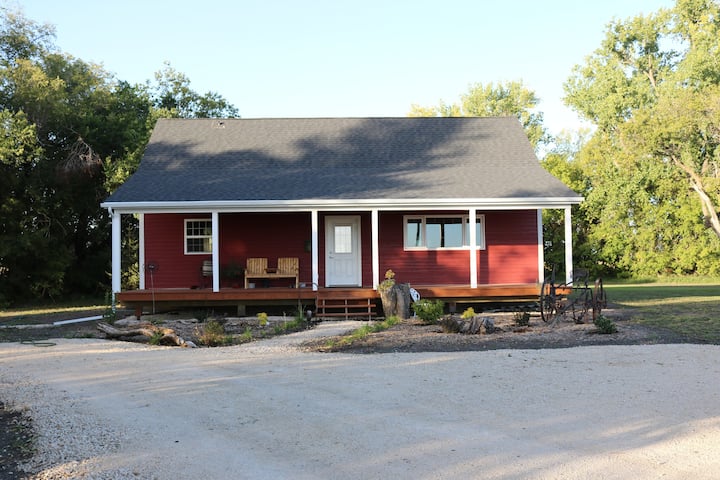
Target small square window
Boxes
[185,219,212,254]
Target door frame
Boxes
[324,215,362,287]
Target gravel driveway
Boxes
[1,322,719,479]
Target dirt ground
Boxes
[303,308,696,353]
[0,305,707,479]
[0,306,694,351]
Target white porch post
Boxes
[311,210,319,291]
[212,211,220,292]
[564,206,573,285]
[111,209,121,307]
[138,213,145,290]
[468,208,478,288]
[537,209,544,283]
[371,209,379,290]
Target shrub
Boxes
[148,331,164,345]
[513,311,531,326]
[102,291,117,323]
[412,299,445,324]
[239,327,253,343]
[273,317,307,335]
[257,312,269,326]
[461,307,476,319]
[197,319,231,346]
[593,315,618,334]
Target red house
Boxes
[101,117,582,316]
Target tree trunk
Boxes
[97,322,191,347]
[439,315,494,334]
[379,283,413,319]
[671,154,720,239]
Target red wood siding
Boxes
[144,213,211,288]
[483,210,539,284]
[142,210,538,289]
[377,210,538,285]
[219,212,312,286]
[144,213,313,289]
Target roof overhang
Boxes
[101,197,584,215]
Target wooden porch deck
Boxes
[117,284,541,317]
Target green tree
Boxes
[0,9,239,305]
[409,80,550,151]
[152,61,239,118]
[563,0,720,276]
[540,130,595,276]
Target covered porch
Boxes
[108,204,576,303]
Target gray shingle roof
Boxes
[104,117,580,205]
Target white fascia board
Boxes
[101,196,583,214]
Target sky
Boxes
[19,0,675,135]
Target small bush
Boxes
[461,307,476,319]
[273,317,308,335]
[379,269,396,292]
[197,319,231,346]
[593,315,618,334]
[148,331,164,345]
[412,299,445,324]
[513,311,531,326]
[239,327,253,343]
[102,291,117,323]
[257,312,269,326]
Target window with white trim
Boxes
[185,219,212,254]
[404,215,485,250]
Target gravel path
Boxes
[1,324,719,479]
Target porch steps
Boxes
[315,294,376,321]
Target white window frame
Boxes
[184,219,213,255]
[403,215,486,250]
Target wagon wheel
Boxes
[539,277,557,323]
[570,288,591,323]
[592,278,607,321]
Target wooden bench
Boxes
[244,257,299,288]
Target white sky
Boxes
[19,0,674,135]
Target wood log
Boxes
[97,322,190,347]
[439,315,494,335]
[379,283,413,319]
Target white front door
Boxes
[325,216,361,287]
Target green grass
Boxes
[322,316,401,349]
[0,297,106,325]
[605,283,720,343]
